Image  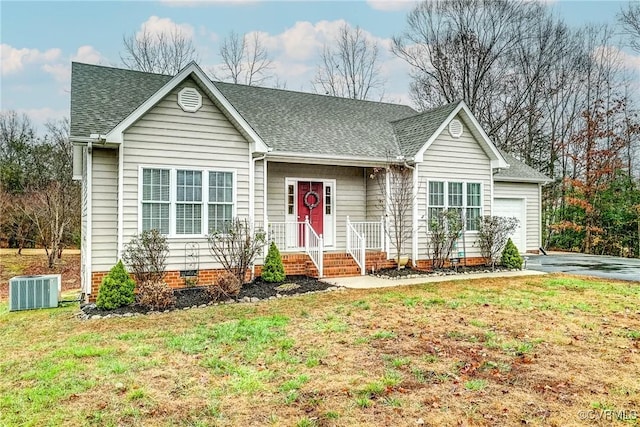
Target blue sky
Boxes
[1,0,637,132]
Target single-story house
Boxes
[70,61,549,301]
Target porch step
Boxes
[277,251,395,278]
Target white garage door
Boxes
[493,198,526,253]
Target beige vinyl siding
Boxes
[267,162,366,250]
[122,78,251,271]
[493,181,541,251]
[366,167,384,221]
[91,148,118,272]
[417,114,492,260]
[254,159,265,264]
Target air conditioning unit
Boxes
[9,274,61,311]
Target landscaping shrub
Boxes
[137,280,175,310]
[208,218,266,284]
[207,271,242,301]
[476,216,519,269]
[501,238,523,269]
[426,209,463,269]
[123,229,169,284]
[96,260,136,310]
[262,241,286,283]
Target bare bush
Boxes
[207,218,266,284]
[123,229,169,284]
[137,280,175,310]
[206,271,242,301]
[476,216,519,268]
[426,209,463,269]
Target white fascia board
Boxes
[104,62,269,153]
[413,101,508,169]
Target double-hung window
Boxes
[141,169,170,234]
[208,171,233,233]
[176,170,202,235]
[140,167,234,236]
[427,180,482,231]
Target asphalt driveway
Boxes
[526,252,640,282]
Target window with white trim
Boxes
[427,180,482,231]
[142,168,170,234]
[140,167,234,236]
[176,170,202,235]
[208,171,233,233]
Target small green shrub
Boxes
[262,242,286,283]
[501,238,523,269]
[96,261,136,310]
[137,280,175,310]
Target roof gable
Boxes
[70,63,171,138]
[495,150,551,183]
[406,101,507,168]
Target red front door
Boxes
[298,181,324,245]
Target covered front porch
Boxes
[261,216,389,278]
[257,161,395,278]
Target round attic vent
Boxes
[448,119,463,138]
[178,87,202,113]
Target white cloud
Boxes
[1,44,61,75]
[366,0,417,12]
[137,15,195,39]
[73,45,104,64]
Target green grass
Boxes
[1,274,639,426]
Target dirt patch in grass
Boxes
[0,249,80,300]
[1,274,639,426]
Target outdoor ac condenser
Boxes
[9,274,61,311]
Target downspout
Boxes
[86,141,93,296]
[117,143,124,261]
[250,152,267,280]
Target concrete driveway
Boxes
[526,252,640,282]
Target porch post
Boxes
[380,216,384,251]
[305,215,310,252]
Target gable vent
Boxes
[178,87,202,113]
[448,119,463,138]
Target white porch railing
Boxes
[267,217,324,277]
[350,217,385,250]
[304,219,324,278]
[346,216,367,275]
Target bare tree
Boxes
[312,24,385,99]
[211,31,273,86]
[619,2,640,53]
[314,24,385,100]
[371,161,415,270]
[121,26,197,74]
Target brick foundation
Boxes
[412,256,487,271]
[87,252,489,302]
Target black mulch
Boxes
[81,275,332,317]
[376,265,510,278]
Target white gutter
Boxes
[412,163,419,265]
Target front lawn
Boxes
[1,274,638,426]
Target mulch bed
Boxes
[80,275,333,318]
[375,265,512,279]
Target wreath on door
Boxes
[303,190,320,209]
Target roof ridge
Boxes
[72,61,174,77]
[389,100,461,125]
[213,80,416,110]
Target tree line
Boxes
[2,0,639,266]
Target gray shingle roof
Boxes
[213,82,416,158]
[495,150,551,183]
[391,102,460,158]
[70,63,172,137]
[69,62,547,183]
